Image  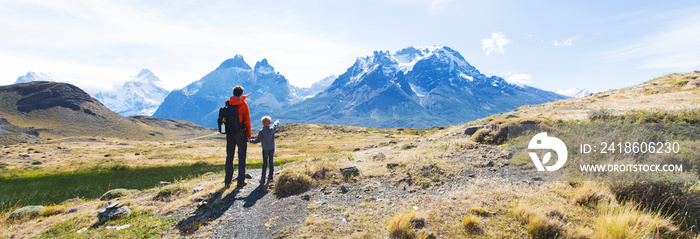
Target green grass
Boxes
[0,157,300,212]
[37,210,176,238]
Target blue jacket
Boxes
[250,120,279,150]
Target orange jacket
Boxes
[226,96,251,139]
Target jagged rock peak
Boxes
[216,54,252,70]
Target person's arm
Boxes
[243,104,252,139]
[250,131,262,143]
[271,120,280,131]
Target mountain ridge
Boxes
[277,45,566,128]
[153,56,299,129]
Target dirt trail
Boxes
[177,169,307,238]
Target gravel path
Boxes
[177,169,307,239]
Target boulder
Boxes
[339,166,359,178]
[63,205,87,215]
[410,216,426,229]
[352,148,361,152]
[99,188,140,201]
[192,186,206,193]
[8,205,43,220]
[387,163,399,169]
[97,202,131,224]
[372,153,385,160]
[340,185,349,193]
[464,126,484,136]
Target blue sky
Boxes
[0,0,698,92]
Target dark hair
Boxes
[233,86,244,97]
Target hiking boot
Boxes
[224,182,232,188]
[267,177,274,183]
[259,178,265,184]
[236,182,247,188]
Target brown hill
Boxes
[510,71,700,120]
[0,81,212,144]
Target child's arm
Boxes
[241,93,251,101]
[271,120,280,131]
[249,130,263,143]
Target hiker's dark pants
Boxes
[225,131,247,184]
[261,149,275,179]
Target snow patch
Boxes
[409,83,427,97]
[459,73,474,81]
[15,72,57,84]
[555,88,593,98]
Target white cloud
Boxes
[554,35,581,47]
[481,32,511,56]
[0,0,371,89]
[501,72,531,86]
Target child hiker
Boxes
[249,116,279,184]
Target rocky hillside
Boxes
[0,81,211,143]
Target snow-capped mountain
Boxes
[153,55,298,128]
[291,75,337,99]
[555,88,592,98]
[278,46,567,128]
[15,72,57,84]
[93,69,170,116]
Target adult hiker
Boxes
[218,86,252,188]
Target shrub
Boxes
[273,170,312,195]
[109,164,130,171]
[574,182,610,207]
[671,79,689,87]
[153,186,187,201]
[412,161,444,189]
[310,164,335,180]
[401,143,418,150]
[39,205,66,217]
[8,205,44,221]
[588,108,614,122]
[100,188,140,200]
[461,215,480,232]
[610,181,700,229]
[513,203,563,238]
[388,211,428,239]
[594,203,680,238]
[470,118,548,145]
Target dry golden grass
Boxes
[595,202,679,239]
[509,71,700,121]
[388,211,429,239]
[573,182,612,208]
[461,215,480,231]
